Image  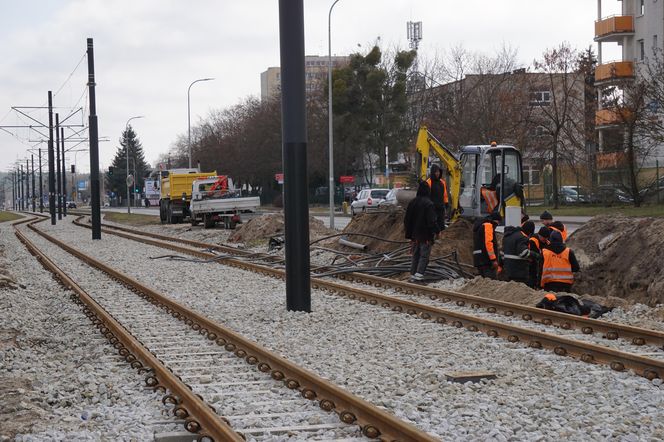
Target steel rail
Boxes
[28,218,437,442]
[14,218,242,442]
[84,217,664,350]
[74,218,664,381]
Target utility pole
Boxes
[56,114,62,219]
[31,155,35,212]
[87,38,101,239]
[39,148,43,213]
[48,91,56,224]
[19,165,23,211]
[279,0,311,312]
[61,127,67,216]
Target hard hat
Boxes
[544,293,557,302]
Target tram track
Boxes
[72,215,664,381]
[16,216,436,442]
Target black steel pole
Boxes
[278,0,311,312]
[31,155,36,212]
[12,172,16,211]
[61,127,67,216]
[19,165,24,211]
[87,38,101,239]
[39,148,43,213]
[55,114,62,219]
[48,91,56,224]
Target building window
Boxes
[639,39,645,61]
[639,0,645,15]
[523,167,541,185]
[530,91,551,106]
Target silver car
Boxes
[350,188,389,215]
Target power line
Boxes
[53,51,87,98]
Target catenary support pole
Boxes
[278,0,311,312]
[327,0,342,229]
[87,38,101,239]
[55,114,62,219]
[19,165,23,211]
[61,127,67,216]
[31,155,35,212]
[48,91,56,224]
[39,148,43,213]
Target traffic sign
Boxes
[339,175,354,184]
[126,174,134,186]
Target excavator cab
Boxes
[459,145,524,219]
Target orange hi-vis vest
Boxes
[481,187,498,213]
[550,225,568,242]
[541,247,574,287]
[426,178,449,204]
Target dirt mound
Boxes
[333,209,475,265]
[568,215,664,306]
[459,277,630,309]
[228,213,335,244]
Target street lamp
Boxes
[125,115,144,214]
[188,78,215,169]
[328,0,342,229]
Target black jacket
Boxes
[472,218,499,267]
[502,226,532,281]
[404,196,437,242]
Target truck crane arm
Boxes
[415,126,462,220]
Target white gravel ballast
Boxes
[18,219,664,440]
[0,221,179,441]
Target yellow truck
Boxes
[159,168,217,224]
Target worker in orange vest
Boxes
[426,164,449,233]
[472,212,502,278]
[480,173,502,214]
[540,230,580,292]
[540,210,568,241]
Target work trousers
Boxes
[542,282,573,293]
[410,241,432,275]
[477,264,497,279]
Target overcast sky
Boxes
[0,0,621,175]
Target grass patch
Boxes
[103,211,160,226]
[0,211,24,223]
[528,204,664,217]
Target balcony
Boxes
[594,15,634,42]
[595,61,635,84]
[597,152,626,170]
[596,107,634,127]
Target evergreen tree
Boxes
[106,126,150,202]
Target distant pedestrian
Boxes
[404,181,439,282]
[540,210,568,241]
[426,164,449,233]
[540,230,580,292]
[472,212,502,279]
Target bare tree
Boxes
[532,42,585,208]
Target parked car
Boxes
[594,185,634,204]
[350,188,389,215]
[639,176,664,200]
[66,201,77,209]
[377,188,413,208]
[559,186,590,204]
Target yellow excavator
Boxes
[415,126,526,221]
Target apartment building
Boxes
[595,0,664,184]
[260,55,350,101]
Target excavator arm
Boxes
[415,126,462,220]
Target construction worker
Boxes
[480,174,501,214]
[472,212,502,279]
[503,220,539,285]
[426,164,448,233]
[540,230,580,292]
[404,181,439,282]
[540,210,568,241]
[523,221,542,288]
